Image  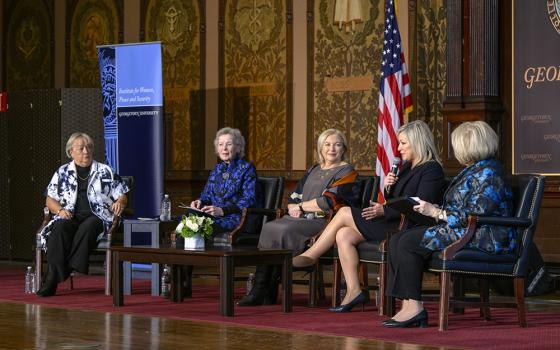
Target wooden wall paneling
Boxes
[66,0,123,87]
[442,0,503,175]
[0,108,10,259]
[219,0,292,171]
[142,0,206,175]
[307,0,383,172]
[5,0,54,90]
[7,91,34,260]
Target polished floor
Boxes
[1,261,559,350]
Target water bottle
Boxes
[160,194,171,221]
[246,273,255,295]
[161,265,171,298]
[25,266,35,294]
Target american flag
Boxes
[375,0,413,202]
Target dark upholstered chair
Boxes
[303,175,378,307]
[212,176,285,246]
[35,176,134,296]
[428,174,545,331]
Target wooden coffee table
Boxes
[111,245,293,316]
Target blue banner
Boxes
[98,42,164,217]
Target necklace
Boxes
[77,173,90,181]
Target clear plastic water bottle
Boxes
[246,273,255,295]
[161,265,171,298]
[160,194,171,221]
[25,266,35,294]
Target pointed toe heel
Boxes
[328,291,369,313]
[384,310,428,328]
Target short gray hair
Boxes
[451,121,498,166]
[397,120,441,165]
[213,127,246,159]
[316,129,348,165]
[65,132,94,158]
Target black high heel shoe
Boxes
[328,291,369,313]
[383,309,428,328]
[36,268,57,297]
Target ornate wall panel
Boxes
[408,0,447,153]
[143,0,205,172]
[308,0,383,171]
[5,0,53,90]
[219,0,292,170]
[67,0,122,87]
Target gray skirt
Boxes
[257,215,327,256]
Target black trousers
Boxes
[385,226,433,300]
[47,216,103,283]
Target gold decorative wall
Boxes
[68,0,122,87]
[6,0,53,90]
[219,0,292,170]
[308,0,384,171]
[143,0,204,171]
[409,0,447,153]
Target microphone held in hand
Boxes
[385,157,401,194]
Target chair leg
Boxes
[36,248,43,289]
[105,249,112,296]
[479,278,491,320]
[514,277,528,327]
[359,263,368,311]
[69,274,74,290]
[332,259,342,307]
[379,261,393,316]
[439,272,451,331]
[308,264,318,307]
[317,264,326,301]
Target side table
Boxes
[122,219,163,296]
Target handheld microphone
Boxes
[385,157,401,194]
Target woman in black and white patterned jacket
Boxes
[37,132,129,297]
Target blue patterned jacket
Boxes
[40,160,130,245]
[199,158,257,230]
[421,158,515,254]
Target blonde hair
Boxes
[397,120,441,165]
[451,121,498,166]
[316,129,348,165]
[214,127,246,159]
[65,132,94,158]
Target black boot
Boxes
[37,266,58,297]
[181,265,193,298]
[237,265,271,306]
[263,266,281,305]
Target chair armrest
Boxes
[35,207,51,248]
[441,215,478,260]
[476,216,531,227]
[105,215,121,245]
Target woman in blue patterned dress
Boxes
[188,127,257,232]
[37,132,129,297]
[383,121,514,328]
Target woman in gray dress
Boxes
[238,129,360,306]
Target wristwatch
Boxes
[437,209,445,221]
[298,203,304,212]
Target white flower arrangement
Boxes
[176,214,213,239]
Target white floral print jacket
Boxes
[40,160,129,246]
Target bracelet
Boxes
[298,203,304,212]
[56,208,63,215]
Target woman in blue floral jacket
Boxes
[189,127,256,232]
[38,132,129,297]
[383,121,514,328]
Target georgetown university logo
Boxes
[548,0,560,34]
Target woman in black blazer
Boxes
[293,120,446,312]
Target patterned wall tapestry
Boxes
[409,0,447,153]
[6,0,53,90]
[220,0,292,170]
[68,0,122,87]
[144,0,204,171]
[309,0,384,171]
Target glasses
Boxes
[72,145,92,153]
